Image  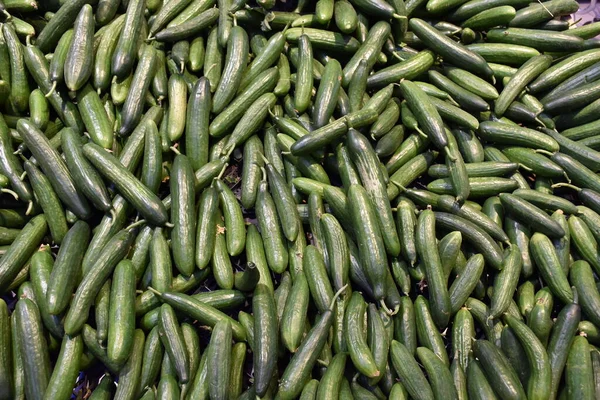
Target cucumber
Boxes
[428,70,490,112]
[107,260,136,367]
[467,43,540,65]
[64,5,94,92]
[473,339,526,400]
[207,320,232,400]
[348,184,388,300]
[552,152,600,193]
[499,193,565,238]
[83,143,168,226]
[566,335,595,399]
[64,228,135,335]
[342,21,391,87]
[415,295,449,365]
[0,215,47,293]
[495,54,553,116]
[449,253,485,314]
[502,146,565,178]
[253,283,278,397]
[487,27,584,52]
[169,155,195,276]
[410,18,493,78]
[277,288,344,400]
[15,299,51,400]
[417,209,452,328]
[513,189,578,215]
[18,119,91,220]
[433,212,503,269]
[478,121,559,152]
[119,45,157,137]
[509,0,579,28]
[462,6,516,30]
[490,245,522,318]
[530,49,600,93]
[542,128,600,172]
[398,80,448,150]
[3,23,29,114]
[452,308,475,372]
[44,335,83,400]
[212,26,249,114]
[505,315,552,400]
[36,0,92,53]
[390,340,435,400]
[0,299,12,399]
[285,28,361,53]
[417,347,458,400]
[255,180,288,274]
[153,8,219,42]
[467,360,500,400]
[23,161,68,245]
[347,129,400,257]
[93,16,125,93]
[346,291,380,378]
[366,50,435,88]
[428,177,519,198]
[113,329,145,400]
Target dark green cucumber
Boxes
[415,294,450,366]
[157,304,189,383]
[186,77,211,170]
[433,212,503,269]
[111,0,145,79]
[107,260,136,367]
[478,121,559,152]
[509,0,579,28]
[3,21,29,113]
[47,224,90,316]
[495,54,553,116]
[490,245,522,318]
[347,129,400,256]
[63,4,94,92]
[473,339,527,400]
[346,291,380,378]
[417,346,458,400]
[212,26,249,114]
[513,189,578,215]
[502,146,565,178]
[113,329,145,400]
[499,193,565,238]
[170,155,195,276]
[64,228,135,335]
[44,334,82,400]
[119,44,157,137]
[18,118,91,220]
[277,287,346,400]
[410,18,493,78]
[398,80,448,151]
[0,298,12,399]
[14,299,51,400]
[417,209,452,328]
[547,302,581,400]
[505,315,552,400]
[253,283,278,397]
[487,27,584,52]
[23,160,68,245]
[390,340,435,400]
[428,70,490,112]
[348,184,388,300]
[0,215,47,293]
[83,143,168,226]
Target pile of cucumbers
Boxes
[3,0,600,398]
